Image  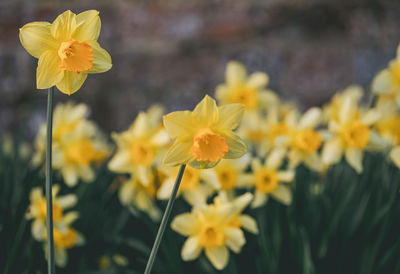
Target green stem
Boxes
[45,87,55,274]
[144,164,186,274]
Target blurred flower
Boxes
[201,154,251,193]
[157,165,213,206]
[99,254,128,269]
[108,105,170,185]
[372,45,400,107]
[171,192,254,270]
[282,107,324,171]
[375,101,400,168]
[322,92,384,173]
[215,61,277,111]
[239,148,295,208]
[19,10,112,95]
[118,175,161,221]
[163,95,246,168]
[26,185,84,267]
[26,185,77,241]
[33,102,109,186]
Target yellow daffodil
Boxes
[372,44,400,107]
[118,175,161,221]
[375,101,400,168]
[26,185,84,267]
[26,185,77,241]
[238,148,295,208]
[19,10,112,95]
[280,107,324,171]
[201,153,251,192]
[322,93,385,173]
[171,192,254,270]
[108,105,170,185]
[163,95,246,169]
[33,102,109,186]
[156,165,214,206]
[215,61,277,111]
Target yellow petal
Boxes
[19,22,57,58]
[73,10,101,41]
[220,131,247,159]
[205,246,229,270]
[51,10,76,41]
[171,213,198,236]
[299,107,321,129]
[345,148,363,173]
[265,147,286,170]
[246,72,269,89]
[36,50,64,89]
[163,111,193,139]
[224,227,245,253]
[390,147,400,169]
[271,185,292,205]
[238,215,258,234]
[181,236,202,261]
[226,61,246,87]
[371,69,391,95]
[216,104,245,130]
[87,41,112,74]
[192,95,219,126]
[163,140,193,166]
[54,248,67,267]
[56,71,88,95]
[322,137,343,165]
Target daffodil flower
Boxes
[19,10,112,95]
[215,61,277,111]
[163,95,247,169]
[238,148,295,208]
[171,192,254,270]
[322,93,385,173]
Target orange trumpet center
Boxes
[58,40,93,73]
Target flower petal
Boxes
[371,69,391,95]
[251,191,268,208]
[19,22,57,58]
[51,10,76,41]
[192,95,219,126]
[181,236,202,261]
[87,40,112,74]
[322,137,343,166]
[216,104,245,130]
[238,214,258,234]
[163,111,193,139]
[226,61,246,87]
[61,165,78,186]
[171,213,198,236]
[36,50,64,90]
[73,10,101,41]
[205,246,229,270]
[271,185,292,205]
[277,170,295,182]
[345,148,363,174]
[56,194,77,208]
[56,71,88,95]
[265,147,286,170]
[246,72,269,89]
[108,150,132,173]
[220,131,247,159]
[224,227,245,253]
[163,140,193,166]
[299,107,321,129]
[390,146,400,169]
[360,109,380,126]
[54,248,68,267]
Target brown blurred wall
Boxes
[1,0,399,137]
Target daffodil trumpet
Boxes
[45,87,55,274]
[144,164,186,274]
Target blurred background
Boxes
[1,0,400,137]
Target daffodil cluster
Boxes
[26,185,84,267]
[33,102,109,186]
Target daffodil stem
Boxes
[144,164,186,274]
[45,86,55,274]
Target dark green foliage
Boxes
[1,136,399,274]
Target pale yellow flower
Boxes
[280,107,324,171]
[33,102,109,186]
[156,165,214,206]
[322,93,384,173]
[108,105,170,185]
[375,101,400,168]
[171,192,254,270]
[163,95,246,168]
[19,10,112,95]
[238,148,295,208]
[372,45,400,107]
[215,61,277,111]
[118,175,161,221]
